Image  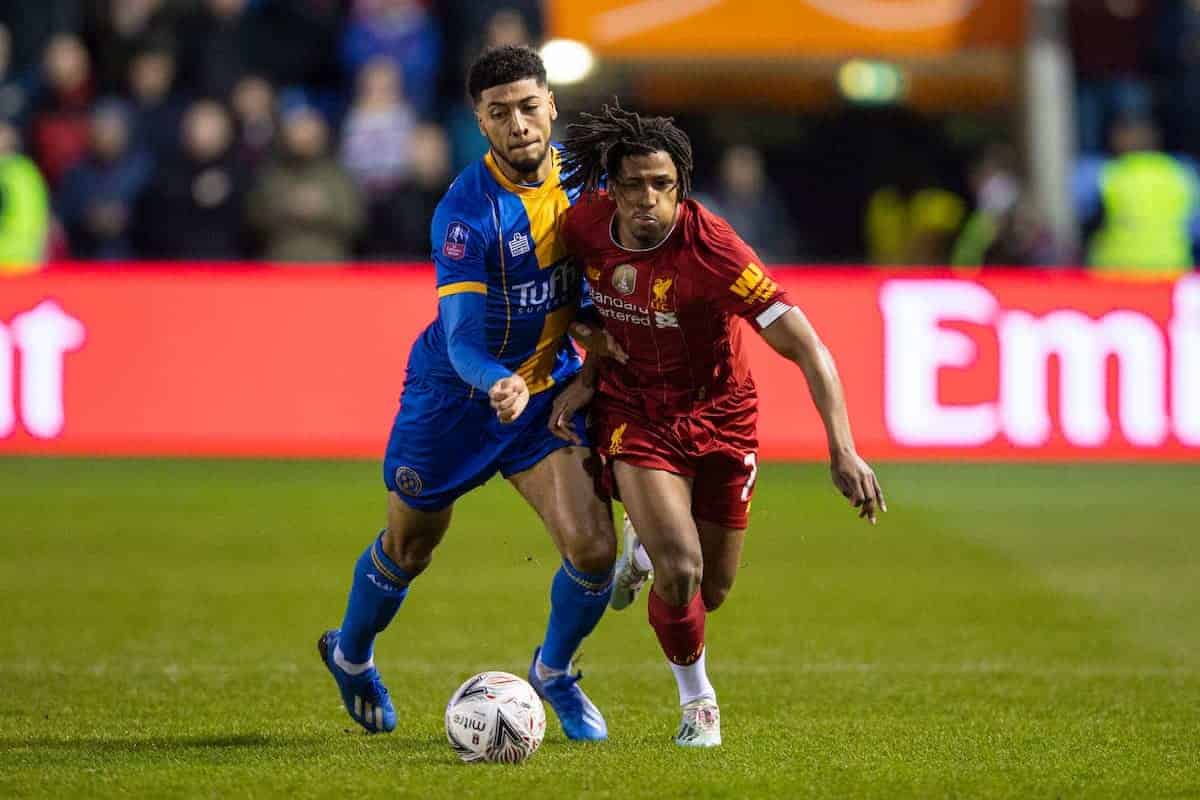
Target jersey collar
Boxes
[484,148,561,195]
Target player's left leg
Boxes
[696,521,747,612]
[507,444,616,741]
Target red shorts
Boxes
[592,380,759,529]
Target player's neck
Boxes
[489,148,553,186]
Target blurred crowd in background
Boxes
[1,0,1199,272]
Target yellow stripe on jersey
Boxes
[437,281,488,298]
[516,304,574,394]
[484,150,571,269]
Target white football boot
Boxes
[610,514,652,610]
[674,697,721,747]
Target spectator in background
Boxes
[1,23,37,128]
[230,74,276,169]
[696,144,799,263]
[0,0,81,76]
[866,171,966,265]
[0,120,50,272]
[55,99,152,260]
[341,56,418,257]
[444,8,531,172]
[341,57,416,191]
[83,0,180,94]
[127,41,186,165]
[29,34,94,187]
[1150,0,1200,156]
[341,0,440,117]
[247,101,364,262]
[136,100,247,260]
[178,0,256,99]
[952,143,1056,267]
[1076,115,1199,273]
[1069,0,1156,155]
[360,122,450,259]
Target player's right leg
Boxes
[319,495,452,733]
[611,461,721,747]
[320,379,496,733]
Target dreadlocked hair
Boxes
[559,100,694,200]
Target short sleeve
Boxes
[692,204,793,330]
[430,197,491,299]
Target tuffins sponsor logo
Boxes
[879,277,1200,448]
[511,262,577,315]
[729,263,777,305]
[1,300,86,440]
[613,264,637,296]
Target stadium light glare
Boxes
[541,39,596,85]
[837,59,906,104]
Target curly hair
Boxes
[466,45,547,104]
[559,100,694,200]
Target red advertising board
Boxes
[1,265,1197,461]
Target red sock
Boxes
[648,589,706,666]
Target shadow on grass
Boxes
[0,731,444,754]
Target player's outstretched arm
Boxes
[758,308,887,524]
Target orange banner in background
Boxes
[1,266,1197,462]
[547,0,1026,58]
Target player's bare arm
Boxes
[569,321,629,363]
[548,356,598,445]
[759,306,887,524]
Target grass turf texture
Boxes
[0,459,1197,798]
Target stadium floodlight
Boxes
[541,39,596,85]
[837,59,906,104]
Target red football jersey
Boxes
[564,194,793,416]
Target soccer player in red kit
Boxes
[548,104,886,747]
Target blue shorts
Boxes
[383,377,589,511]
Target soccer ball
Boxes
[445,671,546,764]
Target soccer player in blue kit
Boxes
[318,46,617,740]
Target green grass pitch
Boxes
[1,458,1198,798]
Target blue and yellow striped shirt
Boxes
[407,146,585,396]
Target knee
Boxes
[653,553,703,607]
[382,525,440,578]
[701,579,732,612]
[557,517,617,575]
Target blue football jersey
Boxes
[407,146,585,396]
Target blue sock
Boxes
[539,559,613,671]
[338,532,412,664]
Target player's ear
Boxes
[475,108,487,137]
[547,90,558,123]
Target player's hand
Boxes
[548,376,595,445]
[570,322,629,364]
[489,375,529,424]
[831,450,887,524]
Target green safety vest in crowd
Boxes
[0,154,49,273]
[1090,151,1196,274]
